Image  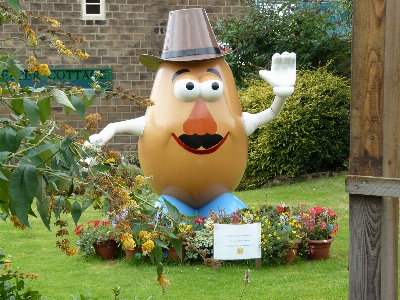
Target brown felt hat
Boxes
[139,8,223,70]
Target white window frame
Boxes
[81,0,105,20]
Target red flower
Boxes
[194,216,206,225]
[74,224,83,235]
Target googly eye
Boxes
[174,79,201,102]
[200,80,224,102]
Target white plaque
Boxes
[213,223,261,260]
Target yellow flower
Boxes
[27,56,36,63]
[135,175,144,188]
[38,64,51,76]
[121,233,136,250]
[139,230,151,241]
[0,86,2,94]
[28,65,37,73]
[141,240,155,253]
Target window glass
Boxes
[82,0,105,20]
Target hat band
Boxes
[161,47,222,59]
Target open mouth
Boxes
[172,132,229,154]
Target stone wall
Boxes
[0,0,241,154]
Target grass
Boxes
[0,174,396,299]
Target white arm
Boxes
[244,52,296,136]
[89,116,145,145]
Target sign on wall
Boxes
[213,223,261,260]
[1,67,113,90]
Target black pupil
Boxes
[211,82,219,90]
[186,82,194,90]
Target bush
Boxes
[213,0,351,88]
[237,65,350,190]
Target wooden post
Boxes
[349,0,399,299]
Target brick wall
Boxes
[0,0,241,155]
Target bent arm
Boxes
[244,52,296,136]
[89,116,145,145]
[243,87,294,136]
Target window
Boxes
[82,0,105,20]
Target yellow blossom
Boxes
[120,232,136,250]
[139,230,151,241]
[28,65,37,73]
[38,64,51,76]
[141,240,155,253]
[27,56,36,63]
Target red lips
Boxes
[172,132,229,154]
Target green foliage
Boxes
[0,250,42,300]
[238,65,350,190]
[213,0,351,88]
[0,1,99,229]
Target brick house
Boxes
[0,0,242,154]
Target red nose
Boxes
[183,100,217,135]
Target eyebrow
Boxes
[172,69,190,82]
[171,68,222,82]
[206,68,222,79]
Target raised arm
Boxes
[243,52,296,136]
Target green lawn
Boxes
[0,174,396,299]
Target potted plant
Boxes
[185,209,247,264]
[75,220,121,259]
[243,204,302,265]
[294,205,339,260]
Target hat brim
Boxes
[140,52,229,71]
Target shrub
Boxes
[213,0,351,88]
[238,65,350,190]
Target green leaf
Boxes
[9,164,39,227]
[83,89,95,109]
[60,136,74,151]
[37,97,52,123]
[11,98,24,115]
[7,57,22,81]
[81,197,93,212]
[5,0,21,12]
[71,200,82,226]
[35,174,50,222]
[0,126,17,152]
[162,198,181,221]
[170,238,183,261]
[79,130,90,141]
[149,244,162,264]
[70,95,86,120]
[157,262,163,280]
[50,88,75,110]
[90,164,110,172]
[36,192,51,230]
[26,143,57,158]
[0,151,11,163]
[23,97,40,126]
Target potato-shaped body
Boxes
[138,57,248,208]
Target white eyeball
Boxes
[174,79,201,102]
[200,80,224,102]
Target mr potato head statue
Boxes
[89,8,296,217]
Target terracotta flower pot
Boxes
[93,239,118,260]
[125,248,145,260]
[283,243,299,263]
[162,244,187,261]
[307,237,334,260]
